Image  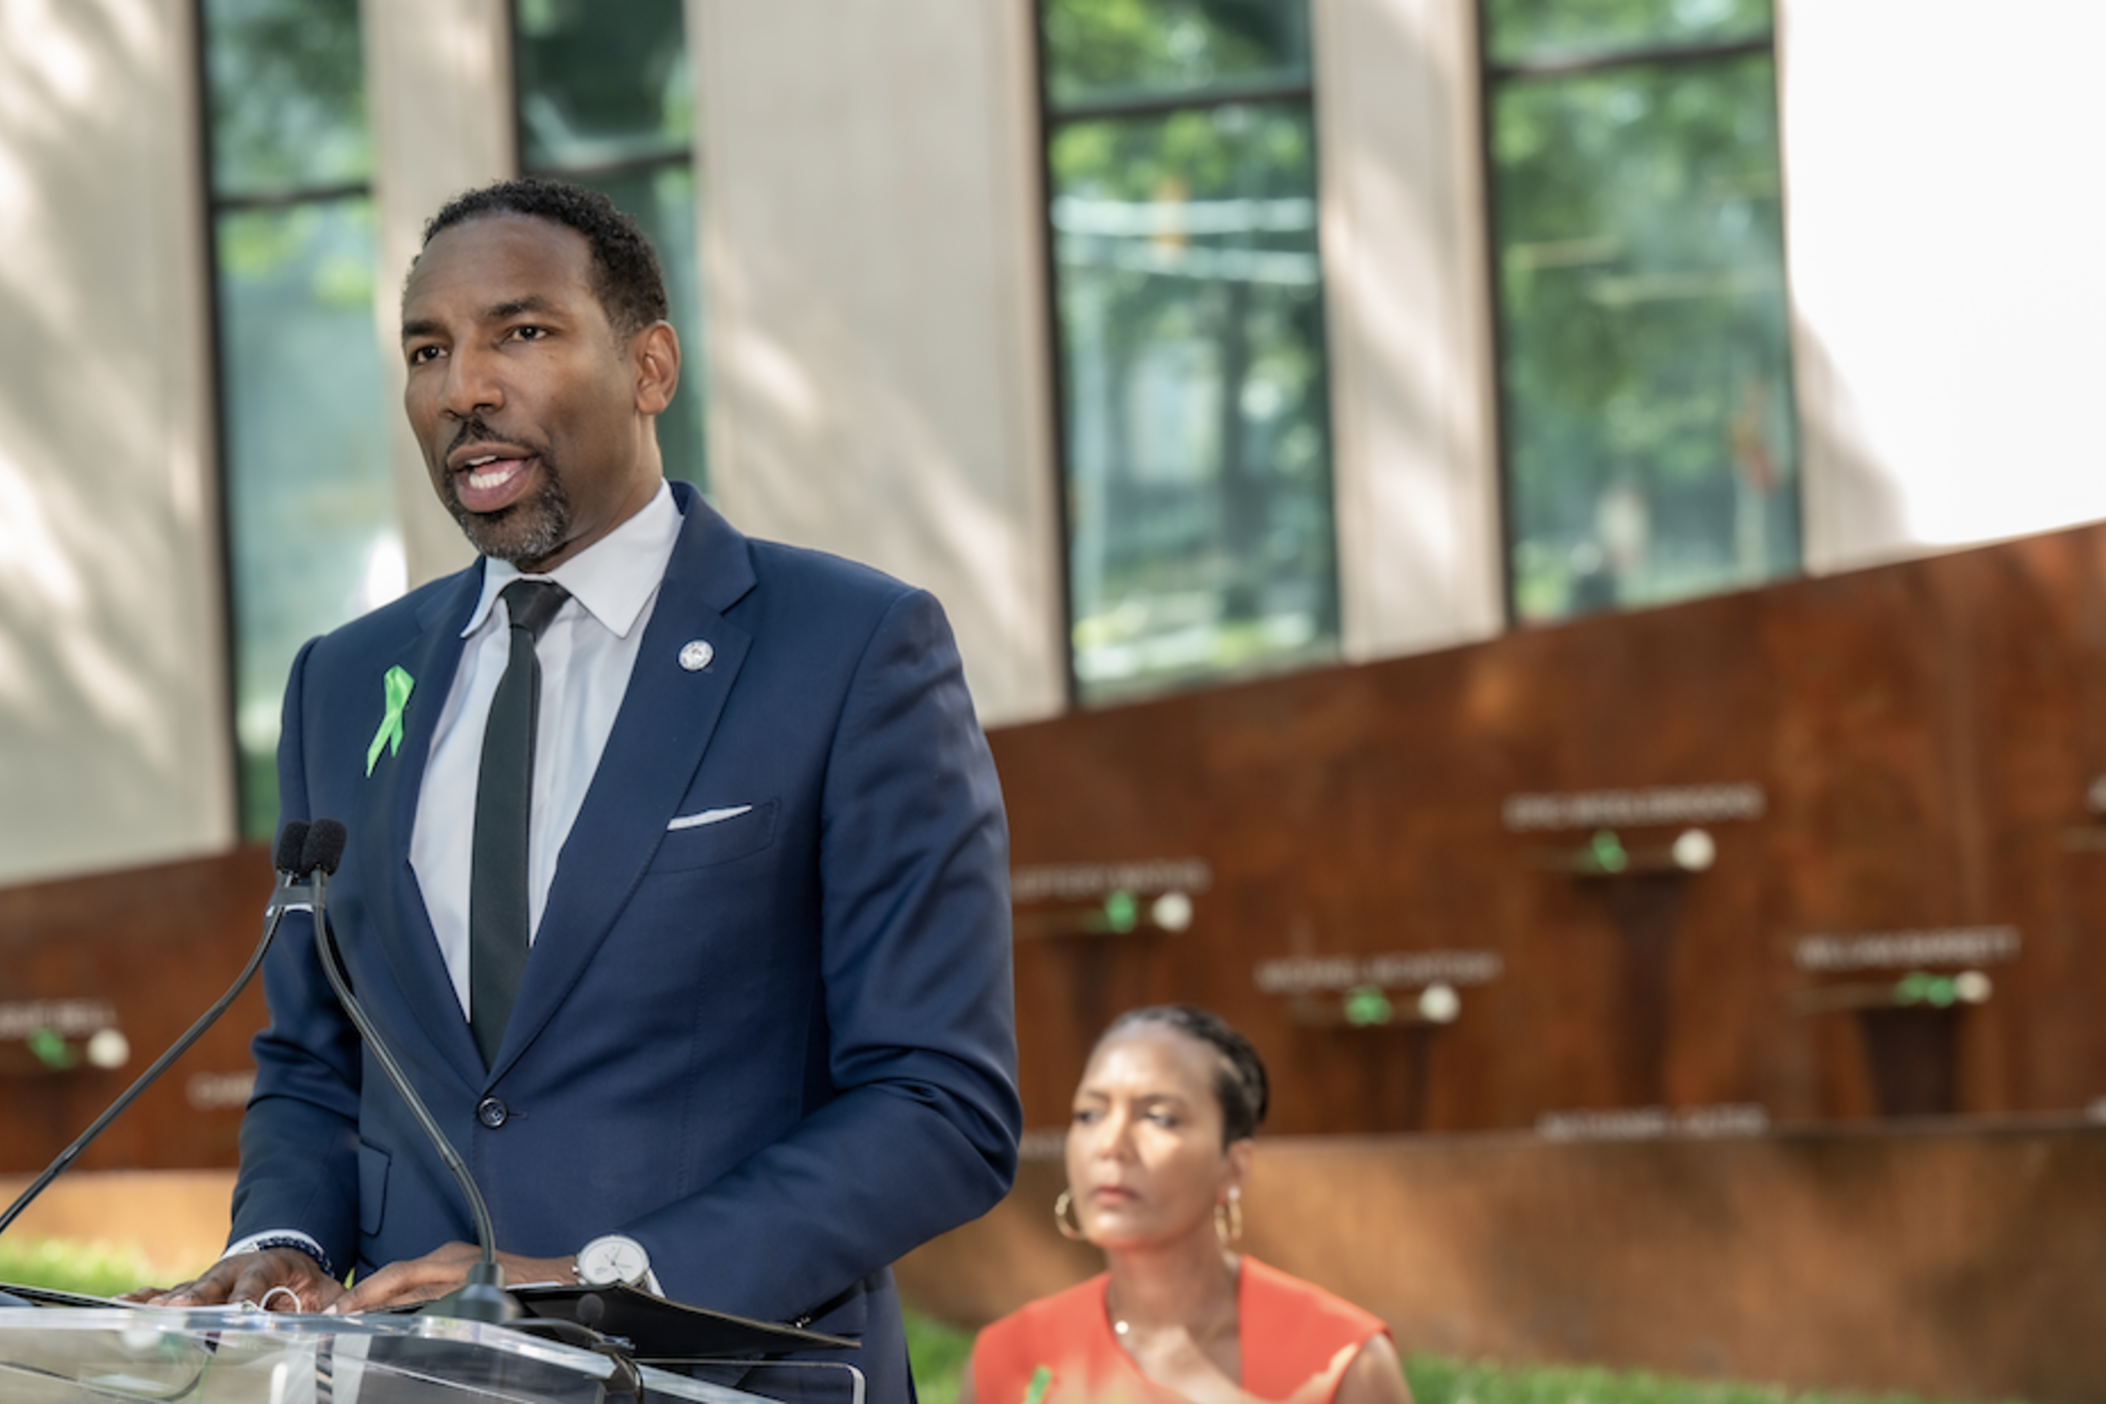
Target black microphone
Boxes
[301,818,515,1324]
[275,821,314,878]
[299,820,345,885]
[265,819,314,915]
[0,822,314,1241]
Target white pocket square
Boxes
[667,805,753,831]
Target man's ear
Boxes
[633,321,680,415]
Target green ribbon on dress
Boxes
[365,665,415,777]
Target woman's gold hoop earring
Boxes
[1215,1188,1243,1246]
[1054,1189,1088,1242]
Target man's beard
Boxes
[442,458,573,566]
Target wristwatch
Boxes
[575,1233,659,1293]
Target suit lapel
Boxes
[491,488,758,1078]
[352,564,486,1075]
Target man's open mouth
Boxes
[451,453,536,514]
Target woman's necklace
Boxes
[1106,1264,1239,1350]
[1111,1310,1236,1347]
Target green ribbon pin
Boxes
[366,665,415,777]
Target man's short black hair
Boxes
[420,177,669,338]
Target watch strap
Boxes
[224,1231,335,1279]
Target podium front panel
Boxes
[0,1307,861,1404]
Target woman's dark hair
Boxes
[1099,1005,1269,1146]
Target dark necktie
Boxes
[469,578,570,1067]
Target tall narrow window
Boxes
[512,0,707,490]
[1039,0,1338,704]
[1485,0,1800,624]
[200,0,399,837]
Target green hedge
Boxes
[0,1239,160,1299]
[1399,1354,2011,1404]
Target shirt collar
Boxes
[462,480,682,639]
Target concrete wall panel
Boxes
[0,0,231,885]
[693,0,1067,725]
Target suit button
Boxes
[476,1097,509,1128]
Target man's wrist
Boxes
[224,1231,334,1279]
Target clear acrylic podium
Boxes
[0,1304,863,1404]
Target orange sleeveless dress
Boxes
[971,1257,1391,1404]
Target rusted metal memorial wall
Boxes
[0,848,267,1175]
[997,518,2106,1139]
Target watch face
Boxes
[581,1235,649,1286]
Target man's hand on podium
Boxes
[328,1240,576,1314]
[127,1247,346,1314]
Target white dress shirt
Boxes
[411,481,681,1017]
[223,484,682,1276]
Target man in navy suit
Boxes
[151,178,1021,1398]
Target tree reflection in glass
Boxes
[1487,3,1799,624]
[204,0,398,834]
[1044,0,1337,702]
[513,0,707,491]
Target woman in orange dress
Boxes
[963,1006,1411,1404]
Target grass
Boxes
[906,1306,976,1404]
[1398,1355,1992,1404]
[899,1306,2019,1404]
[0,1238,160,1298]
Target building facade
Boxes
[3,0,2105,887]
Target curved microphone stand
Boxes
[300,820,514,1324]
[0,822,313,1241]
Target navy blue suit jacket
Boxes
[232,484,1021,1398]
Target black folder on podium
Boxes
[510,1281,856,1362]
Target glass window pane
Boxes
[1485,0,1772,69]
[1492,55,1799,625]
[1043,0,1311,111]
[515,0,691,170]
[569,166,709,491]
[1051,105,1337,701]
[216,200,400,833]
[202,0,368,197]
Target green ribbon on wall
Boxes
[366,665,415,777]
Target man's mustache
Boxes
[445,416,543,462]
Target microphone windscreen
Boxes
[274,821,311,875]
[302,819,349,877]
